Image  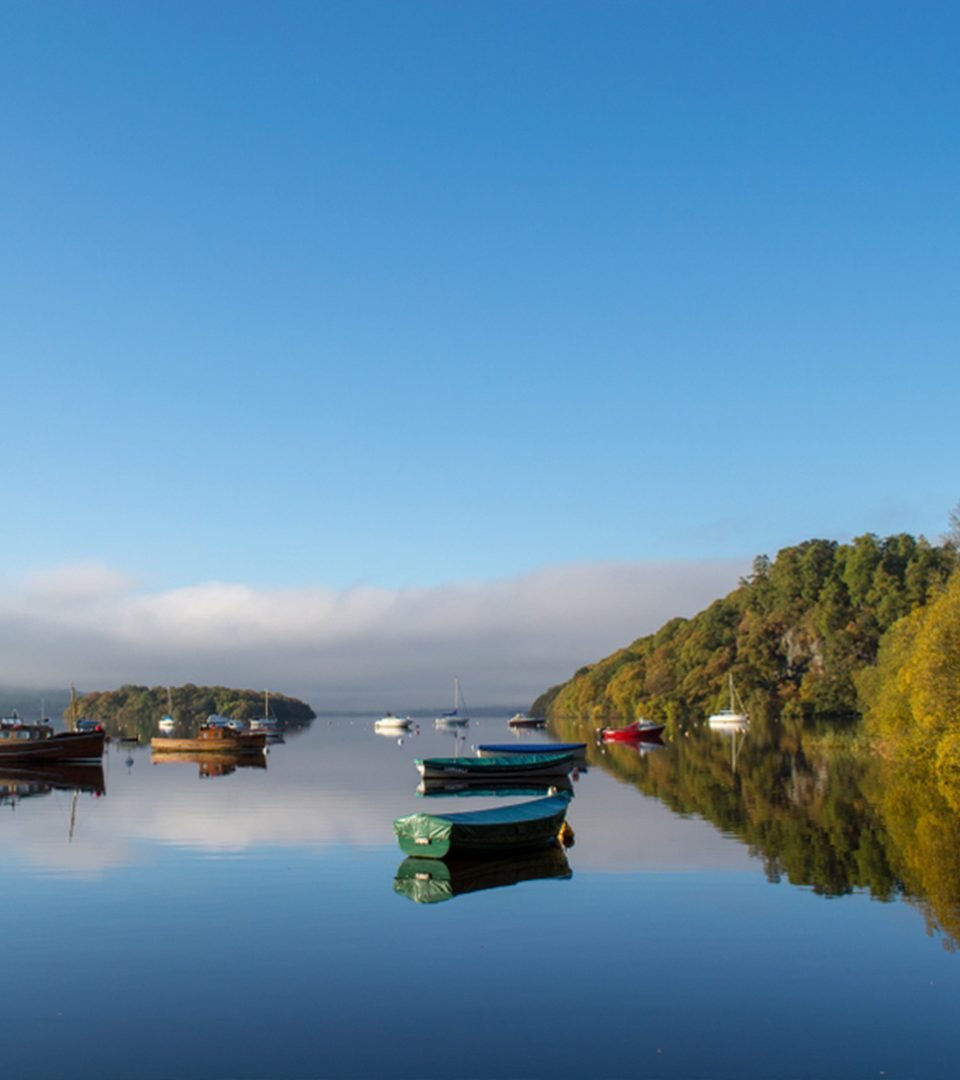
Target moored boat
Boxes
[375,713,413,730]
[149,724,267,755]
[435,678,470,727]
[0,717,106,763]
[708,674,749,728]
[393,791,571,859]
[600,719,666,743]
[415,751,574,781]
[507,712,545,728]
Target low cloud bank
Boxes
[0,559,748,709]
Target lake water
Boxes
[3,714,959,1080]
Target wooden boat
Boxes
[507,712,545,728]
[394,846,572,904]
[477,741,587,759]
[415,751,574,781]
[149,725,267,755]
[600,719,666,743]
[0,719,105,763]
[393,791,571,859]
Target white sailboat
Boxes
[707,674,748,728]
[159,687,176,733]
[435,678,470,727]
[250,690,282,735]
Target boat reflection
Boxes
[0,762,106,805]
[394,845,572,904]
[417,775,575,799]
[150,750,268,779]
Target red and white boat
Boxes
[600,719,666,744]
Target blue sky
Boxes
[1,2,957,704]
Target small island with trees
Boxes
[68,684,316,741]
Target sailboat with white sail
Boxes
[707,674,748,728]
[158,688,176,733]
[435,678,470,727]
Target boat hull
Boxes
[394,793,571,859]
[601,722,665,744]
[0,730,105,763]
[415,752,573,781]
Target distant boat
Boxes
[159,687,176,733]
[708,674,749,728]
[414,751,574,782]
[394,791,571,859]
[375,713,414,731]
[508,712,545,728]
[250,690,283,738]
[600,719,666,744]
[435,678,470,727]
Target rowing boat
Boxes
[393,791,571,859]
[415,751,573,781]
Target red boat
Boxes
[600,719,665,744]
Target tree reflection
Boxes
[550,708,960,950]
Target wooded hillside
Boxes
[532,533,956,726]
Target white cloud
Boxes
[0,558,748,708]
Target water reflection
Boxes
[151,750,269,779]
[394,846,572,904]
[0,762,106,803]
[551,709,960,949]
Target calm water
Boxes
[3,714,959,1080]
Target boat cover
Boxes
[415,752,572,772]
[477,742,586,755]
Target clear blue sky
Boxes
[2,0,957,595]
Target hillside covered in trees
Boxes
[68,684,316,740]
[532,533,957,730]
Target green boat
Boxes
[393,792,571,859]
[394,847,572,904]
[415,751,573,781]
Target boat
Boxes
[600,719,666,743]
[149,722,267,755]
[0,717,106,763]
[507,712,545,728]
[415,751,574,781]
[435,678,470,727]
[158,687,176,733]
[375,713,413,730]
[707,674,749,728]
[393,791,571,859]
[393,846,572,904]
[250,690,284,738]
[477,741,587,760]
